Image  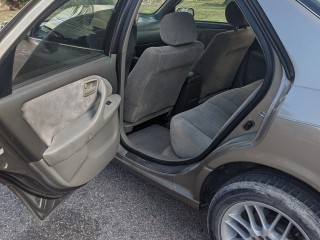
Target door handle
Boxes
[83,79,98,97]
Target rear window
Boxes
[298,0,320,17]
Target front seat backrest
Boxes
[193,1,255,102]
[125,23,137,79]
[124,12,204,126]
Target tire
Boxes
[207,170,320,240]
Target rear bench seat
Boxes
[170,80,262,158]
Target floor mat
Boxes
[128,124,178,159]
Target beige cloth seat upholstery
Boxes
[193,1,255,103]
[170,80,262,159]
[124,12,204,127]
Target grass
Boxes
[139,0,166,14]
[140,0,227,22]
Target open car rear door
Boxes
[0,0,127,220]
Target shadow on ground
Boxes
[0,163,208,240]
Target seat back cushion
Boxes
[124,12,204,125]
[193,27,255,100]
[124,41,204,124]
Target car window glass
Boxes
[299,0,320,17]
[12,0,118,86]
[176,0,227,23]
[139,0,166,14]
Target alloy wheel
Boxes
[220,201,310,240]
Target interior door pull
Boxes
[83,79,98,97]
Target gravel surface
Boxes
[0,163,208,240]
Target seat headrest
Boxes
[225,1,248,27]
[160,12,197,46]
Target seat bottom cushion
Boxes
[170,80,262,158]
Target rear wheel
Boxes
[207,171,320,240]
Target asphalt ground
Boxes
[0,162,208,240]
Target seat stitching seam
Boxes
[206,101,231,118]
[181,116,214,140]
[193,109,223,129]
[219,95,240,109]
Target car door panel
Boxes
[18,75,121,188]
[0,67,120,218]
[21,76,101,147]
[31,95,120,187]
[0,0,133,221]
[0,71,120,188]
[0,56,118,162]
